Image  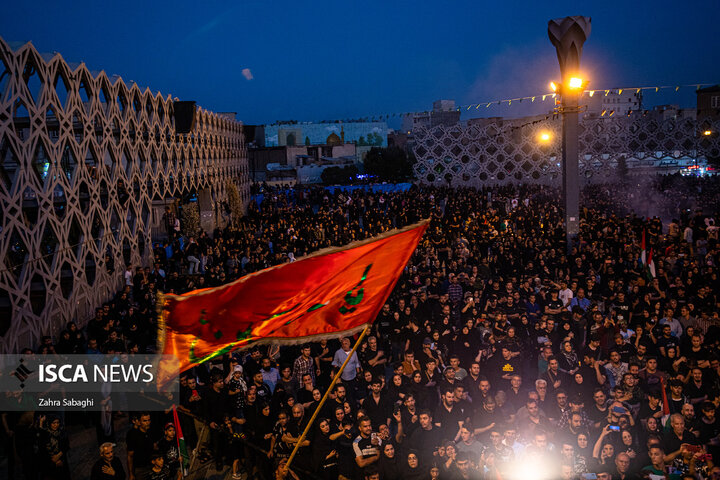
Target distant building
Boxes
[402,99,461,133]
[387,130,409,150]
[249,143,357,184]
[466,116,507,128]
[697,85,720,122]
[584,90,642,117]
[242,125,265,147]
[647,104,696,121]
[263,122,387,147]
[466,114,550,129]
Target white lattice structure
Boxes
[0,38,249,352]
[412,115,720,185]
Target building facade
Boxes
[249,143,357,184]
[0,38,249,351]
[401,99,461,133]
[263,122,387,147]
[697,85,720,122]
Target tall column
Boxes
[548,16,591,252]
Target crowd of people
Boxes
[3,174,720,480]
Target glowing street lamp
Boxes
[568,77,584,89]
[704,130,713,136]
[539,131,552,142]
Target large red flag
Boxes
[158,220,428,374]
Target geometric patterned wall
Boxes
[0,38,249,352]
[412,114,720,186]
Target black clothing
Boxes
[127,427,154,471]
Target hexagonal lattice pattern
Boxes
[412,116,720,186]
[0,38,250,352]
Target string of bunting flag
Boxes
[450,82,716,114]
[299,83,716,124]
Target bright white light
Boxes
[505,456,554,480]
[569,77,583,89]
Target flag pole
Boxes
[285,325,371,471]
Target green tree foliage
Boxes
[305,136,311,145]
[363,146,414,182]
[226,179,244,225]
[181,202,200,237]
[320,165,359,185]
[356,132,384,147]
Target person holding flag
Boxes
[171,407,190,479]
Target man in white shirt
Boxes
[333,337,362,398]
[557,281,573,308]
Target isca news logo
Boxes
[39,363,155,383]
[13,358,33,389]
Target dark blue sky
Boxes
[2,1,719,126]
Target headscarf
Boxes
[561,340,579,369]
[402,449,425,480]
[378,442,401,480]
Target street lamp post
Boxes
[548,16,592,252]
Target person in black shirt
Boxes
[126,412,155,480]
[204,372,230,470]
[146,453,172,480]
[544,291,564,318]
[251,371,272,401]
[407,410,442,460]
[156,423,180,479]
[362,377,391,430]
[662,413,700,463]
[637,390,663,424]
[697,402,720,455]
[435,387,464,442]
[488,346,521,391]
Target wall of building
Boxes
[412,115,720,187]
[0,38,249,352]
[697,86,720,122]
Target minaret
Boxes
[340,125,345,143]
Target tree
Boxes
[305,136,311,145]
[181,202,200,237]
[363,146,414,182]
[226,179,244,225]
[320,165,359,185]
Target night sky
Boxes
[2,0,719,126]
